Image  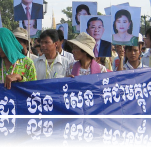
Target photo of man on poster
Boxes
[14,0,43,21]
[83,16,112,57]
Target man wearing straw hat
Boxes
[66,32,107,77]
[13,27,38,60]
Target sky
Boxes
[42,0,151,28]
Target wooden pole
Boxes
[28,19,31,58]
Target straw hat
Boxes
[13,27,28,41]
[68,32,96,58]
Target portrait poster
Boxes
[111,6,141,46]
[14,0,43,21]
[80,15,112,57]
[0,11,2,28]
[56,23,68,40]
[72,1,97,34]
[104,2,129,15]
[19,19,42,38]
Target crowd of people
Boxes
[0,26,151,89]
[0,27,151,147]
[0,27,151,89]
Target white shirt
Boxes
[22,2,32,15]
[141,48,151,67]
[34,53,69,80]
[27,51,38,61]
[123,61,148,70]
[60,49,75,64]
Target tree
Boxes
[140,15,151,35]
[0,0,18,31]
[60,7,77,39]
[60,7,103,39]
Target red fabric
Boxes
[107,69,112,72]
[115,59,120,67]
[94,44,98,57]
[25,7,31,20]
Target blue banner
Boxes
[0,118,151,147]
[0,68,151,115]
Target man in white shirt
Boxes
[34,29,70,80]
[142,28,151,67]
[57,30,74,64]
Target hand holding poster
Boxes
[112,6,141,46]
[72,1,97,34]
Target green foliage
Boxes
[140,15,151,35]
[60,7,77,40]
[0,0,19,31]
[97,12,103,15]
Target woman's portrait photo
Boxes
[56,23,68,39]
[72,2,97,34]
[19,19,42,38]
[112,6,141,46]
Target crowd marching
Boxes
[0,1,151,90]
[0,26,151,89]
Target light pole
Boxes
[43,0,48,15]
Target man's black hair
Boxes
[40,29,59,42]
[57,29,64,41]
[87,17,104,29]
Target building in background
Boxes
[51,10,56,29]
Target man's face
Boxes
[126,46,141,62]
[144,34,151,48]
[86,20,104,42]
[22,0,33,5]
[40,36,57,55]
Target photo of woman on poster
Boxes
[73,4,91,33]
[72,2,97,34]
[21,19,41,38]
[112,7,139,46]
[56,23,68,39]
